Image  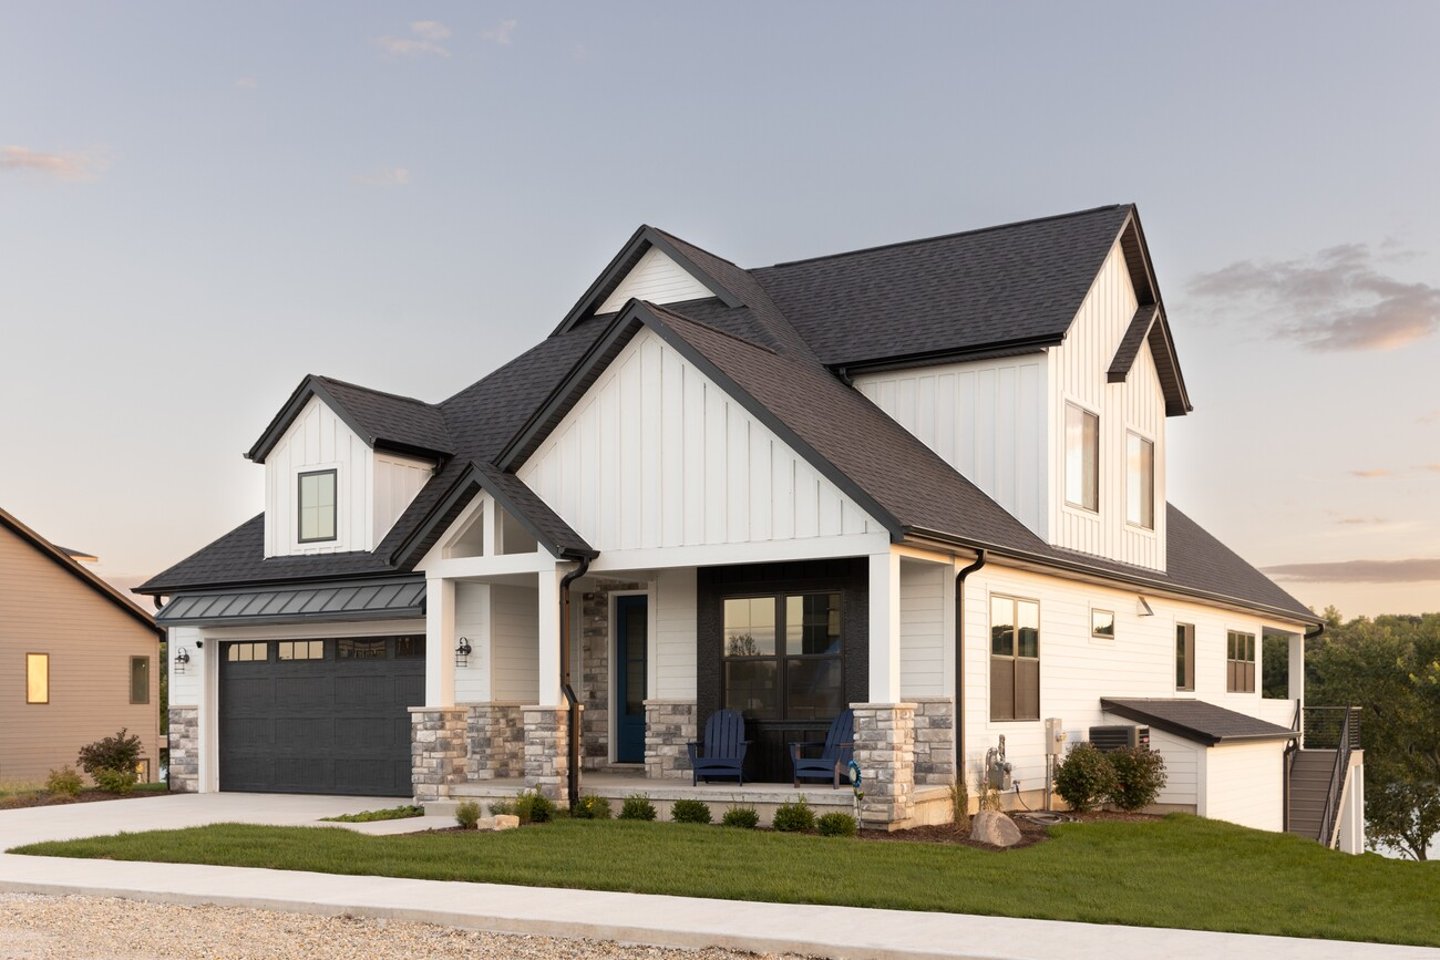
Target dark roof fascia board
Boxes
[1115,210,1193,415]
[835,336,1059,380]
[246,376,449,464]
[1107,305,1159,383]
[1099,699,1296,747]
[902,525,1319,626]
[552,226,743,336]
[0,508,163,637]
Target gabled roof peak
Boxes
[246,372,452,463]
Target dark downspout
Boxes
[954,550,987,789]
[560,556,591,810]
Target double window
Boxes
[1227,630,1256,693]
[1065,404,1099,512]
[722,592,843,721]
[297,469,337,543]
[990,596,1040,721]
[1127,432,1155,529]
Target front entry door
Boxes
[615,595,648,763]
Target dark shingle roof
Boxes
[1100,698,1297,746]
[246,375,453,462]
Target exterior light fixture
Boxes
[1137,596,1155,617]
[455,636,472,668]
[174,647,191,674]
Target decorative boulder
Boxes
[970,810,1022,848]
[490,814,520,831]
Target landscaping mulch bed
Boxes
[0,788,171,811]
[860,809,1162,850]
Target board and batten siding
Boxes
[1125,726,1198,809]
[900,560,949,698]
[654,567,698,700]
[264,397,434,558]
[596,247,714,314]
[518,327,881,553]
[489,584,539,703]
[1048,242,1167,571]
[855,356,1048,538]
[0,526,161,783]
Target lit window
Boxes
[225,642,269,662]
[277,640,325,660]
[1065,404,1099,512]
[1127,432,1155,529]
[297,470,337,543]
[26,653,49,704]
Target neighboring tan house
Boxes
[1,507,163,784]
[140,204,1364,848]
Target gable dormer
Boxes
[247,377,448,558]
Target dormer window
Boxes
[1065,403,1099,512]
[297,469,337,543]
[1126,432,1154,529]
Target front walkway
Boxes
[0,793,1428,960]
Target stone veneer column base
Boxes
[410,707,468,802]
[523,705,574,799]
[465,703,525,780]
[911,697,956,786]
[852,702,917,830]
[167,706,199,793]
[644,700,697,779]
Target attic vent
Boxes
[1089,724,1150,752]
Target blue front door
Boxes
[615,595,648,763]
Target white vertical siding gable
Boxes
[597,247,715,314]
[263,396,373,557]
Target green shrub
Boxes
[46,767,84,797]
[571,794,613,820]
[77,729,142,781]
[455,801,482,830]
[93,767,137,795]
[488,800,514,816]
[772,797,815,832]
[670,799,712,824]
[322,805,424,823]
[720,805,759,828]
[619,794,657,821]
[1055,742,1118,812]
[513,790,557,824]
[1106,747,1168,811]
[816,812,857,837]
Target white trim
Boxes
[588,533,889,574]
[424,551,557,580]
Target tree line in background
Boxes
[1304,608,1440,860]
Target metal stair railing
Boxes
[1304,705,1361,847]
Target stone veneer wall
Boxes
[465,703,525,780]
[579,580,646,769]
[852,702,916,829]
[410,707,468,802]
[167,706,199,792]
[644,699,697,780]
[523,705,572,799]
[911,697,955,786]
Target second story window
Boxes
[1127,432,1155,529]
[1227,630,1256,693]
[297,469,337,543]
[1065,403,1099,512]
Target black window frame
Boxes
[1176,622,1196,692]
[721,590,845,724]
[129,655,151,704]
[990,595,1041,721]
[1226,630,1256,693]
[296,468,338,544]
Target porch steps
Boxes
[1287,749,1336,841]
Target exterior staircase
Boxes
[1286,748,1335,841]
[1286,706,1362,847]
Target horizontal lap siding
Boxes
[900,561,946,698]
[454,582,490,702]
[1136,727,1198,808]
[1203,741,1285,831]
[654,568,697,700]
[0,527,160,783]
[596,248,714,314]
[489,585,538,703]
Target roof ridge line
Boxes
[643,301,779,355]
[759,204,1132,270]
[313,374,438,408]
[649,226,746,270]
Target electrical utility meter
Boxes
[1045,717,1066,755]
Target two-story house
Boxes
[139,204,1363,845]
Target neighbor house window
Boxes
[1127,432,1155,529]
[1065,404,1099,512]
[722,593,843,722]
[1176,623,1195,691]
[297,469,337,543]
[26,653,49,704]
[1091,609,1115,639]
[130,656,150,704]
[1227,630,1256,693]
[990,596,1040,721]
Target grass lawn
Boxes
[12,814,1438,946]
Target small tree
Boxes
[77,729,143,781]
[1054,743,1117,812]
[1106,747,1167,811]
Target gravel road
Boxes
[0,894,814,960]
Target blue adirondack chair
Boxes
[789,709,855,788]
[687,708,749,785]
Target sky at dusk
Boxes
[2,2,1437,619]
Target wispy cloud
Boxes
[1423,463,1440,473]
[353,166,410,187]
[481,18,517,45]
[1263,558,1440,583]
[1350,468,1392,478]
[1336,516,1387,525]
[376,20,452,58]
[1188,243,1440,351]
[0,145,107,181]
[1422,410,1440,425]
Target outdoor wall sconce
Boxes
[455,637,472,668]
[174,647,191,674]
[1136,596,1155,617]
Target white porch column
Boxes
[1288,632,1306,703]
[425,576,456,706]
[869,550,902,703]
[536,562,563,706]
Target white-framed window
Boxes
[297,469,337,543]
[1126,431,1155,529]
[1091,608,1115,640]
[1065,403,1099,512]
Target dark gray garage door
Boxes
[219,636,425,796]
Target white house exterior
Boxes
[141,205,1362,844]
